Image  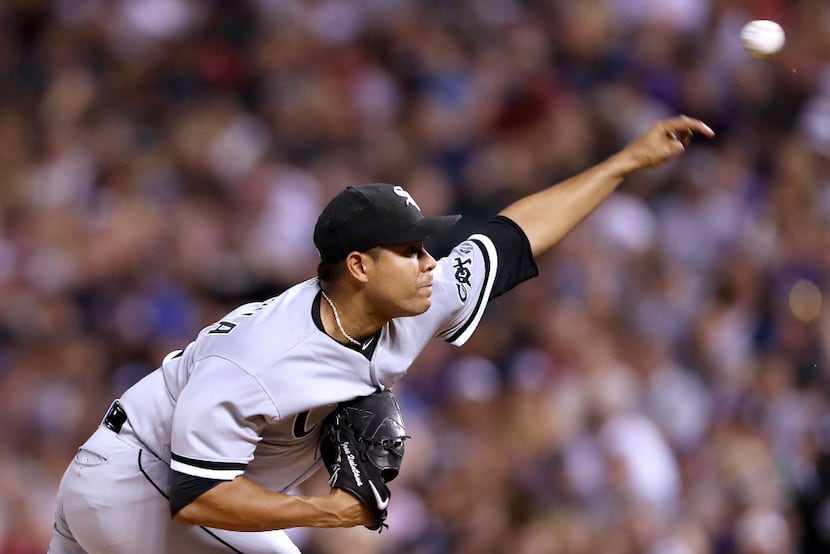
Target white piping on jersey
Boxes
[170,459,245,480]
[449,233,498,346]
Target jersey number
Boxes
[208,321,237,334]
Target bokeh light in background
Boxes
[789,278,822,322]
[1,0,830,553]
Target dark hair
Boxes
[316,247,382,290]
[317,259,346,288]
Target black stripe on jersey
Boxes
[171,452,247,472]
[446,237,492,343]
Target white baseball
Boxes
[740,19,785,57]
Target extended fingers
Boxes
[662,115,715,138]
[625,115,714,169]
[668,129,694,147]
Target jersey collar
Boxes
[312,290,381,360]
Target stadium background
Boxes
[1,0,830,552]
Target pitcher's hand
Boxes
[618,115,715,173]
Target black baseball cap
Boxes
[313,184,461,262]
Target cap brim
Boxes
[382,214,461,245]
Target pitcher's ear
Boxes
[345,252,369,282]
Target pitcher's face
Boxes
[362,242,437,320]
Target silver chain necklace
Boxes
[320,290,361,346]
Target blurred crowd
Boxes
[2,0,830,552]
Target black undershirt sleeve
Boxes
[169,470,226,517]
[478,215,539,299]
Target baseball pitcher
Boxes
[49,116,713,553]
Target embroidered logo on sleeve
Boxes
[453,256,473,302]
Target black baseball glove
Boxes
[319,389,409,532]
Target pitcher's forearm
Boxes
[173,477,367,532]
[499,152,631,256]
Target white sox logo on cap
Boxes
[393,185,420,211]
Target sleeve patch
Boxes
[452,252,474,303]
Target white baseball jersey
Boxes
[118,222,531,498]
[49,216,538,552]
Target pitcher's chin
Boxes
[410,294,432,316]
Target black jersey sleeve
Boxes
[479,215,539,299]
[426,214,541,347]
[169,470,225,516]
